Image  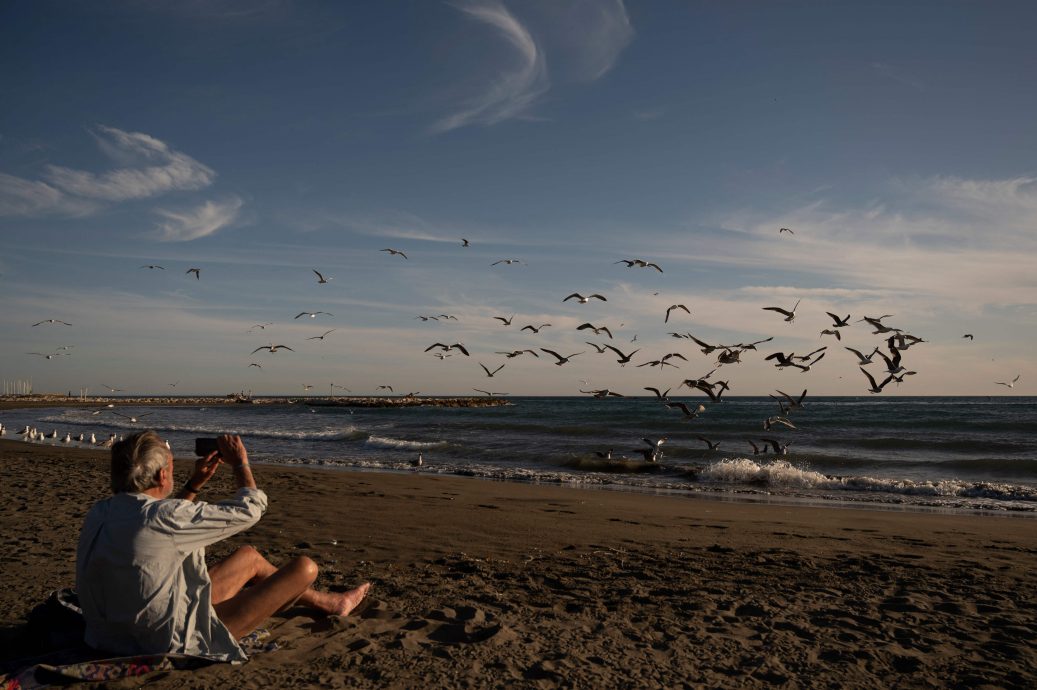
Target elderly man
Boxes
[76,432,369,661]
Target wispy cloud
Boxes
[44,125,215,201]
[0,172,98,217]
[433,1,548,133]
[0,126,217,218]
[154,196,244,242]
[433,1,634,133]
[658,175,1037,312]
[543,0,633,81]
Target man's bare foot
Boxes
[312,583,372,616]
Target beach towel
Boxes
[1,590,278,689]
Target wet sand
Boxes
[1,438,1035,688]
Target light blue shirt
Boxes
[76,488,268,661]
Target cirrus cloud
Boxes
[154,196,244,242]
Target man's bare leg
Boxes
[210,546,371,622]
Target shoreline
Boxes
[2,440,1036,687]
[5,437,1036,520]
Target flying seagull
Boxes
[844,346,880,365]
[603,344,640,364]
[479,362,505,377]
[27,352,69,359]
[248,322,273,333]
[139,265,165,270]
[521,323,551,334]
[665,304,690,323]
[294,311,333,319]
[32,319,72,327]
[860,366,888,394]
[779,227,794,235]
[762,299,801,322]
[581,388,624,399]
[666,402,706,419]
[540,349,583,366]
[564,293,607,304]
[111,411,153,423]
[493,315,514,326]
[577,323,613,339]
[381,248,408,259]
[491,259,524,266]
[695,436,721,451]
[425,342,470,356]
[313,269,331,284]
[994,375,1021,389]
[251,344,294,354]
[496,349,539,358]
[473,388,508,396]
[962,334,974,340]
[186,268,201,280]
[462,238,470,247]
[826,312,851,328]
[644,387,671,401]
[306,329,337,341]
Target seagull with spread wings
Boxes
[665,304,690,323]
[762,299,801,322]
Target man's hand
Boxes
[218,434,257,491]
[217,434,249,467]
[190,452,222,488]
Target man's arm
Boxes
[218,434,257,491]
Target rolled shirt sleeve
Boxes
[155,488,268,554]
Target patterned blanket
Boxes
[1,590,278,689]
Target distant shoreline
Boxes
[0,394,509,411]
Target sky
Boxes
[1,0,1035,397]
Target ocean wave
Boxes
[364,435,449,450]
[698,458,1037,502]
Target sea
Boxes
[6,396,1037,514]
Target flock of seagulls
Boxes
[14,233,1023,468]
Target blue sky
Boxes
[1,0,1034,396]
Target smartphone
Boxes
[194,437,220,456]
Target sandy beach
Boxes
[2,437,1036,688]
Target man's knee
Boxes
[235,544,260,560]
[289,556,319,585]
